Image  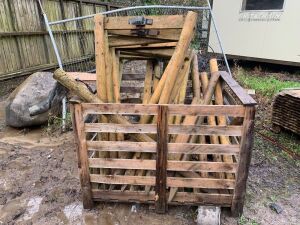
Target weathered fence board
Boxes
[0,0,121,81]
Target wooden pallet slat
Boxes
[90,175,235,190]
[87,141,240,155]
[84,123,243,136]
[92,190,233,206]
[88,158,238,173]
[82,103,246,117]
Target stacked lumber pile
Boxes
[272,89,300,135]
[53,11,244,210]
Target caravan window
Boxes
[242,0,285,11]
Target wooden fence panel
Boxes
[0,0,122,81]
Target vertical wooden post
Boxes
[231,106,256,216]
[155,105,168,214]
[72,103,93,209]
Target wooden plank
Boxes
[142,61,153,104]
[88,158,238,173]
[210,58,235,180]
[94,14,107,102]
[192,52,201,99]
[81,103,246,117]
[109,36,168,47]
[167,177,235,189]
[108,29,181,41]
[73,104,93,209]
[231,106,256,217]
[84,123,243,136]
[92,190,233,206]
[171,192,232,206]
[155,105,168,213]
[219,71,257,106]
[116,42,178,49]
[105,15,185,30]
[90,174,156,186]
[112,50,121,103]
[87,141,240,155]
[121,49,175,58]
[82,103,158,116]
[122,73,145,80]
[90,175,235,189]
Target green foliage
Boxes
[45,112,72,135]
[235,68,300,97]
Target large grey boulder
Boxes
[5,72,67,127]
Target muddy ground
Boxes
[0,70,299,225]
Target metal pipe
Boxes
[38,0,66,130]
[206,0,232,76]
[48,5,210,25]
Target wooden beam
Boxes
[158,11,198,104]
[72,104,93,209]
[155,105,168,213]
[231,106,256,217]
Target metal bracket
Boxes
[128,16,153,26]
[128,16,158,37]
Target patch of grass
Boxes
[239,215,260,225]
[235,68,300,98]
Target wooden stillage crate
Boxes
[70,71,256,216]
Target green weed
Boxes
[235,68,300,97]
[45,112,72,135]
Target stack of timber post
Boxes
[271,89,300,135]
[53,11,257,217]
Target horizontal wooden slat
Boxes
[90,174,156,186]
[116,41,178,49]
[87,141,240,155]
[105,15,185,30]
[168,104,245,117]
[81,103,245,117]
[90,175,235,189]
[92,190,232,206]
[109,29,181,41]
[122,73,145,80]
[84,123,243,136]
[109,36,168,47]
[167,177,235,189]
[82,103,158,116]
[88,158,238,173]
